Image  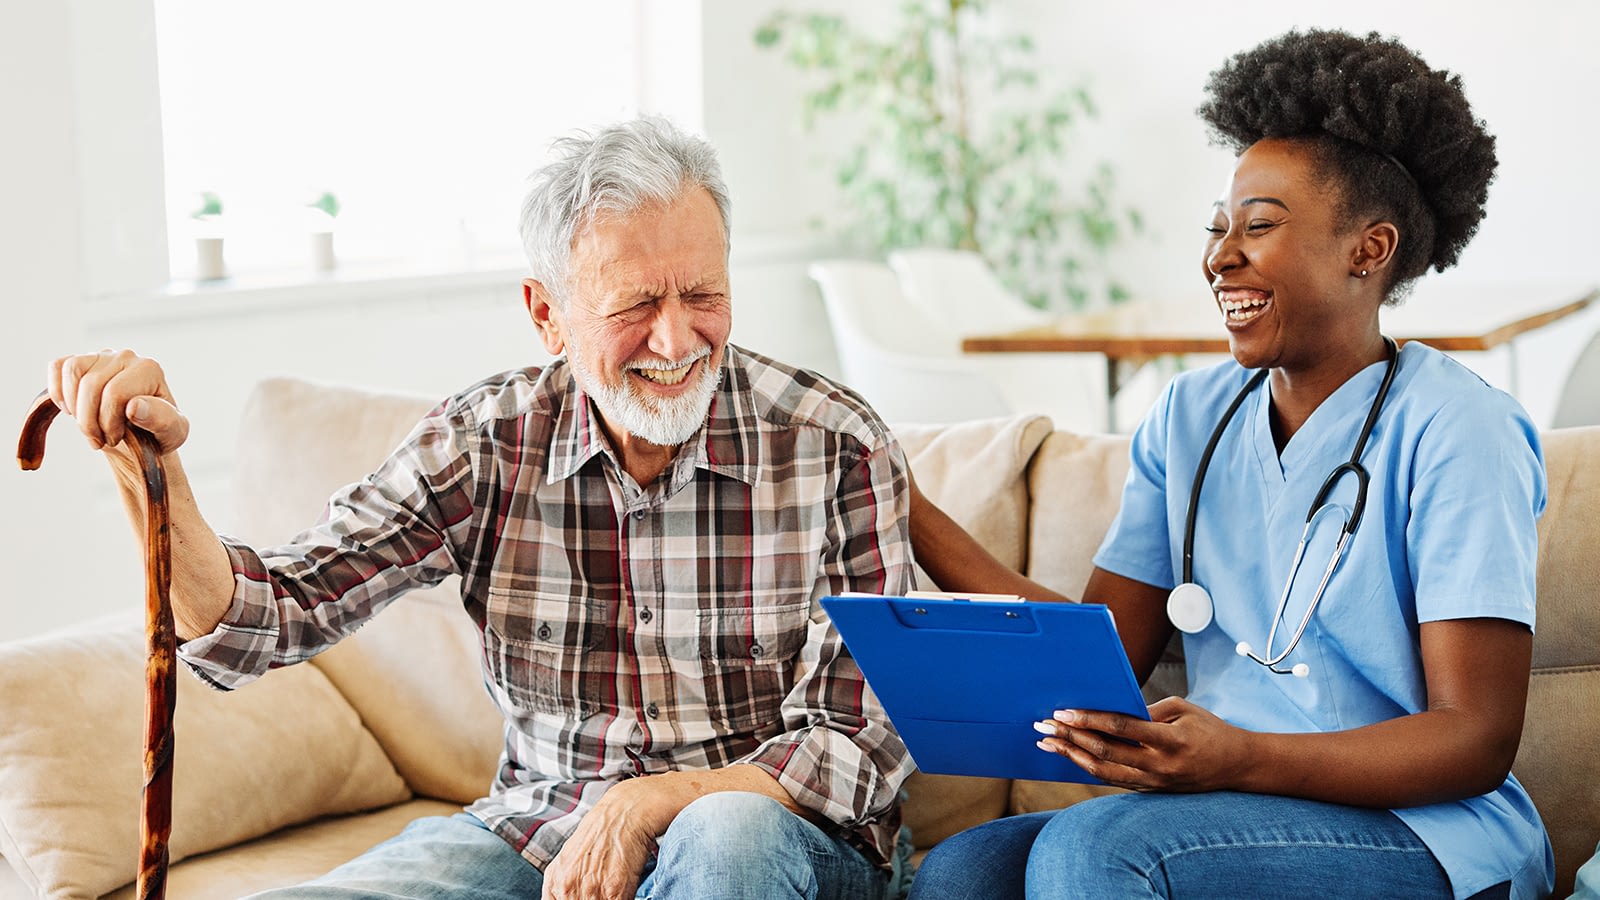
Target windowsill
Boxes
[81,230,829,330]
[86,253,531,328]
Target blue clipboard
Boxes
[819,594,1151,784]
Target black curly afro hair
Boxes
[1197,29,1497,300]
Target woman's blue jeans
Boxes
[248,793,889,899]
[907,791,1485,900]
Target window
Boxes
[153,1,641,279]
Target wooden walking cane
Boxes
[18,393,175,900]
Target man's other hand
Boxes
[540,778,661,900]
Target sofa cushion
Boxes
[229,376,445,550]
[893,414,1053,579]
[1516,667,1600,897]
[99,798,462,899]
[1529,426,1600,671]
[229,376,505,803]
[1008,779,1126,816]
[0,616,410,899]
[310,588,505,804]
[1023,430,1130,600]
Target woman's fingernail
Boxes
[129,398,148,421]
[1036,740,1052,752]
[1033,720,1055,735]
[1054,709,1080,725]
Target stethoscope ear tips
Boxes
[1237,642,1312,677]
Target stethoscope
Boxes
[1165,336,1399,677]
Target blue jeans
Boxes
[908,792,1474,900]
[249,793,890,899]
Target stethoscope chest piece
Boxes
[1167,582,1214,634]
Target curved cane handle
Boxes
[18,393,174,900]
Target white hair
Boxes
[519,116,732,305]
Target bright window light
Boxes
[153,1,640,280]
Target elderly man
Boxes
[47,117,915,899]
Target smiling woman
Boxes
[907,28,1551,900]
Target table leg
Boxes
[1106,356,1121,432]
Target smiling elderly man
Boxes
[45,117,915,900]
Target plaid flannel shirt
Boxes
[179,344,916,870]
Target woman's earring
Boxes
[1359,269,1369,278]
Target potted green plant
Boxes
[306,190,340,272]
[191,191,226,281]
[755,0,1140,310]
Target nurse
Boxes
[905,29,1553,900]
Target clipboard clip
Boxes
[889,597,1039,632]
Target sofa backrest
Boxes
[232,377,505,804]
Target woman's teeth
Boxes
[1219,292,1268,322]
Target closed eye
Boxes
[612,299,658,321]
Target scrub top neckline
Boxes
[1251,353,1399,484]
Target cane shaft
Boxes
[18,393,175,900]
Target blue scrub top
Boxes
[1094,342,1554,899]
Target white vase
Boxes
[310,231,336,272]
[195,237,226,281]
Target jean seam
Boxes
[1144,838,1437,893]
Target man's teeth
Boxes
[1219,293,1268,322]
[636,363,693,385]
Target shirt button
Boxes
[749,641,764,658]
[646,702,659,719]
[536,624,552,640]
[632,509,646,520]
[639,608,652,624]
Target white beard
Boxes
[565,342,721,447]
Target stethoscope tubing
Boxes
[1178,336,1400,675]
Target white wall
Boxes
[0,2,109,643]
[714,1,1600,295]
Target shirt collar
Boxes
[544,345,762,488]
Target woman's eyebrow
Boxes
[1211,197,1291,211]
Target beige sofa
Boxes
[2,376,1596,898]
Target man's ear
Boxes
[1351,221,1401,279]
[523,278,565,355]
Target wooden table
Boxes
[962,284,1598,431]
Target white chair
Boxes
[1552,327,1600,427]
[807,260,1012,424]
[887,247,1055,335]
[886,248,1107,431]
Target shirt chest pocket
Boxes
[483,586,610,717]
[666,600,811,731]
